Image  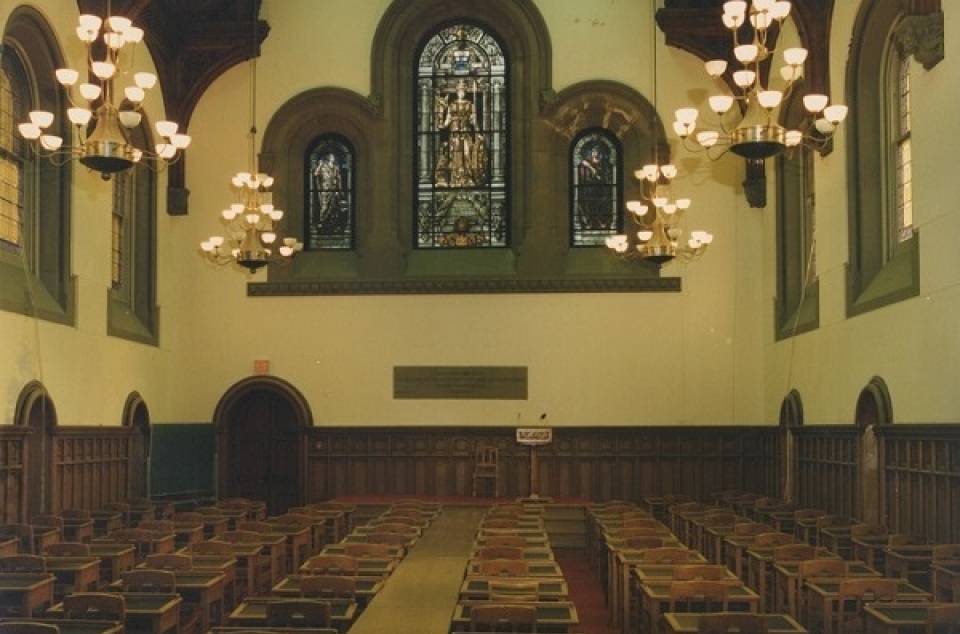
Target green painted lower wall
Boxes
[150,423,215,498]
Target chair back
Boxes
[483,536,527,548]
[385,509,423,519]
[477,558,529,577]
[622,518,660,530]
[469,604,536,632]
[108,528,151,542]
[475,446,498,467]
[850,524,888,539]
[673,564,729,581]
[641,547,695,564]
[374,515,419,527]
[0,622,60,634]
[237,521,275,533]
[0,524,34,552]
[266,599,331,627]
[773,544,817,562]
[0,555,45,572]
[698,613,768,633]
[45,542,90,556]
[925,605,960,634]
[702,512,738,527]
[60,510,91,521]
[837,578,899,631]
[933,544,960,562]
[483,519,520,529]
[799,558,846,580]
[754,532,794,547]
[145,553,192,570]
[488,579,539,600]
[342,543,393,558]
[364,532,409,546]
[625,536,666,550]
[121,569,176,592]
[476,546,524,560]
[173,512,204,523]
[302,554,358,575]
[300,575,357,599]
[794,508,826,521]
[734,524,769,536]
[138,520,174,532]
[33,514,64,529]
[888,534,927,546]
[218,530,261,543]
[668,580,730,612]
[63,593,126,621]
[191,541,234,555]
[370,523,416,535]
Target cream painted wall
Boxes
[0,0,190,425]
[175,0,765,426]
[762,2,960,424]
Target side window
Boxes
[305,134,355,250]
[570,128,622,247]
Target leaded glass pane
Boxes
[0,50,28,250]
[571,129,621,246]
[415,23,508,248]
[895,55,913,243]
[306,135,354,250]
[111,177,126,289]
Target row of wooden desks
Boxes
[0,618,123,634]
[47,592,182,634]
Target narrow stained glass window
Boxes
[0,49,29,250]
[570,129,622,246]
[306,134,354,250]
[894,54,913,243]
[415,23,509,248]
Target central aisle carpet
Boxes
[349,507,486,634]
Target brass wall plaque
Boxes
[394,366,528,400]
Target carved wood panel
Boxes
[0,430,27,522]
[797,427,859,517]
[48,429,133,514]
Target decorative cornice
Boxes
[248,276,682,297]
[895,12,945,70]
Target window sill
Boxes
[775,279,819,341]
[847,232,920,318]
[107,291,159,346]
[0,258,76,326]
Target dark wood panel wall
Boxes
[0,428,27,523]
[306,427,783,502]
[796,426,859,518]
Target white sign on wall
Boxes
[516,428,552,446]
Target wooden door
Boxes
[225,389,302,515]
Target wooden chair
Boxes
[137,520,174,532]
[792,559,847,616]
[668,580,730,613]
[191,540,234,555]
[483,519,520,529]
[926,605,960,634]
[342,543,393,558]
[476,546,524,560]
[237,521,275,533]
[833,578,898,634]
[697,613,768,633]
[373,515,419,527]
[266,599,332,628]
[371,522,416,535]
[469,604,536,632]
[488,579,540,602]
[772,544,817,562]
[477,559,530,577]
[754,532,794,547]
[933,544,960,562]
[734,524,770,536]
[622,518,661,530]
[472,446,499,497]
[145,553,193,570]
[0,555,45,572]
[624,536,666,550]
[641,547,695,564]
[619,527,662,539]
[673,565,729,581]
[44,542,90,556]
[33,515,64,530]
[364,532,410,546]
[484,536,527,548]
[122,570,202,633]
[62,593,126,621]
[0,622,60,634]
[300,575,357,599]
[0,524,35,554]
[301,554,358,575]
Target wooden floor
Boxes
[350,506,487,634]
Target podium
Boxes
[516,428,552,500]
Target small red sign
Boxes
[253,359,270,375]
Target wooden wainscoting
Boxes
[878,425,960,543]
[796,426,859,517]
[0,427,28,522]
[306,426,782,502]
[49,427,134,513]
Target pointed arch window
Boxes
[570,128,622,246]
[0,49,29,249]
[305,134,355,250]
[890,49,913,245]
[414,23,509,248]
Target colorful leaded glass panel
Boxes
[306,134,354,250]
[0,49,28,249]
[895,54,913,243]
[570,129,621,246]
[415,23,508,248]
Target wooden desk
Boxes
[174,570,226,632]
[197,516,230,540]
[853,535,892,571]
[458,577,568,602]
[639,581,759,634]
[470,546,555,562]
[629,565,739,634]
[171,524,204,550]
[44,555,101,596]
[703,525,739,564]
[747,546,837,612]
[0,537,17,556]
[93,532,175,562]
[451,601,579,633]
[48,592,182,634]
[795,517,822,545]
[724,535,763,581]
[273,574,384,608]
[264,523,312,571]
[820,525,856,558]
[300,556,397,579]
[663,612,808,633]
[89,512,123,537]
[475,532,549,547]
[61,519,95,544]
[772,561,880,618]
[465,561,563,578]
[213,628,336,634]
[0,572,55,616]
[88,543,136,584]
[768,510,798,534]
[642,496,670,522]
[931,562,960,602]
[206,542,262,598]
[320,543,404,560]
[129,503,156,525]
[31,527,60,555]
[352,524,422,538]
[885,546,935,591]
[227,597,357,633]
[614,549,706,631]
[804,578,931,634]
[0,618,123,634]
[342,532,417,549]
[186,553,239,608]
[863,602,942,634]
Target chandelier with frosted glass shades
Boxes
[17,10,190,178]
[199,9,302,273]
[671,0,847,163]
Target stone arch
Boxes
[14,381,57,520]
[855,376,892,523]
[855,376,893,428]
[778,389,804,502]
[122,392,151,499]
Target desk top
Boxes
[208,541,263,556]
[805,579,929,598]
[452,601,578,625]
[746,546,837,563]
[0,572,55,590]
[88,544,135,557]
[641,581,760,601]
[273,575,382,595]
[300,557,396,576]
[932,562,960,575]
[863,602,944,625]
[885,545,935,559]
[460,577,567,595]
[48,592,181,614]
[228,598,357,624]
[45,556,101,572]
[320,544,404,559]
[466,561,562,577]
[663,612,807,633]
[470,547,554,561]
[773,561,879,577]
[633,565,739,583]
[0,618,123,634]
[616,549,707,566]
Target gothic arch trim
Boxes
[213,375,313,433]
[14,381,58,430]
[779,389,804,428]
[855,376,894,428]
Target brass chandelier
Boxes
[671,0,847,163]
[18,9,189,178]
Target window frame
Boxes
[303,132,357,251]
[568,127,624,248]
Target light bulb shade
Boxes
[221,209,238,220]
[642,164,660,181]
[823,104,848,124]
[155,120,178,137]
[261,232,277,244]
[245,213,261,225]
[91,61,116,80]
[55,68,79,86]
[18,123,41,139]
[734,44,759,64]
[170,133,191,149]
[637,230,654,242]
[626,200,648,216]
[771,1,792,19]
[79,83,102,101]
[733,70,756,87]
[675,107,699,125]
[780,65,800,82]
[124,26,144,43]
[230,203,244,214]
[723,1,747,18]
[709,95,734,114]
[124,86,145,102]
[131,148,143,162]
[754,0,775,11]
[696,131,720,148]
[676,198,692,210]
[784,47,808,66]
[722,13,746,29]
[702,233,714,245]
[118,110,142,128]
[156,143,176,159]
[653,196,668,208]
[283,237,298,247]
[667,227,682,240]
[688,238,702,249]
[279,246,294,257]
[259,203,275,214]
[231,248,240,258]
[200,240,213,252]
[107,16,132,32]
[76,26,97,43]
[757,90,783,109]
[673,121,692,137]
[134,72,157,89]
[67,107,93,126]
[803,94,829,113]
[785,130,803,146]
[661,165,678,179]
[230,176,244,188]
[269,209,284,221]
[39,135,62,151]
[750,11,773,29]
[261,176,275,188]
[29,111,54,128]
[663,204,677,215]
[104,32,125,49]
[814,119,835,134]
[77,14,102,31]
[690,230,707,242]
[705,59,728,77]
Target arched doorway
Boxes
[214,376,311,515]
[856,377,892,523]
[779,390,804,502]
[14,381,57,521]
[123,393,151,499]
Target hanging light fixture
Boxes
[671,0,847,163]
[198,6,302,273]
[606,0,713,265]
[17,6,189,178]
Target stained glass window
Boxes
[893,53,913,244]
[415,23,508,248]
[306,134,354,250]
[0,49,29,250]
[570,129,622,246]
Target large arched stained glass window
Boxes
[0,47,30,250]
[570,129,622,246]
[415,23,508,248]
[305,134,355,250]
